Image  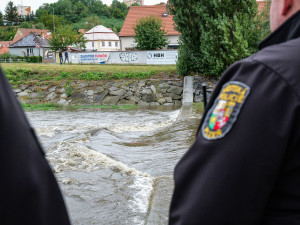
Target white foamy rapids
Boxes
[47,142,154,222]
[107,110,181,133]
[129,176,154,225]
[35,125,98,137]
[47,142,151,177]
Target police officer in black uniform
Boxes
[0,67,71,224]
[169,0,300,224]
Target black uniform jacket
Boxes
[0,68,71,224]
[169,11,300,225]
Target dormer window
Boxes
[163,13,168,17]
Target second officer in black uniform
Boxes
[169,0,300,224]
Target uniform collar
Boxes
[259,10,300,50]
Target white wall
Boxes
[86,40,120,51]
[120,35,180,51]
[61,50,178,65]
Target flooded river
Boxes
[26,106,201,225]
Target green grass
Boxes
[21,103,137,111]
[1,63,177,86]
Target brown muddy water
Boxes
[26,106,201,225]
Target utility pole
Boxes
[52,7,55,33]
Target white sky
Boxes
[0,0,168,13]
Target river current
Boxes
[26,106,201,225]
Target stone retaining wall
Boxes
[14,79,184,106]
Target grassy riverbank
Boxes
[1,63,178,87]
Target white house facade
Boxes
[84,25,120,52]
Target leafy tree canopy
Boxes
[134,15,169,50]
[49,25,87,51]
[0,11,4,26]
[168,0,263,77]
[5,1,19,25]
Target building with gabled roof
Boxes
[9,32,53,60]
[83,25,120,51]
[13,28,51,43]
[0,41,12,55]
[119,5,180,51]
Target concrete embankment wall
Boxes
[14,79,184,107]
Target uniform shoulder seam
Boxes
[252,59,300,101]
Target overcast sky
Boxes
[0,0,168,13]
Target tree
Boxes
[5,1,19,25]
[0,11,4,26]
[19,21,34,28]
[168,0,260,77]
[110,0,128,19]
[84,15,102,30]
[0,26,17,41]
[134,16,169,50]
[40,10,60,31]
[49,25,87,51]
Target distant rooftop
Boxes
[119,5,180,37]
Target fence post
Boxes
[202,83,207,109]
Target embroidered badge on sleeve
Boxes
[202,81,250,140]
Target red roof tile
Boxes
[13,28,51,42]
[119,5,180,37]
[0,41,11,54]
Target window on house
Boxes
[115,42,118,47]
[92,42,94,47]
[27,48,33,56]
[109,42,112,47]
[102,42,105,47]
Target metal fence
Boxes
[0,58,28,63]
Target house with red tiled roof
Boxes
[119,5,180,51]
[0,41,12,55]
[13,28,51,43]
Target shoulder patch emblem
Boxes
[202,81,250,140]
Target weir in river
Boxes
[26,78,198,225]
